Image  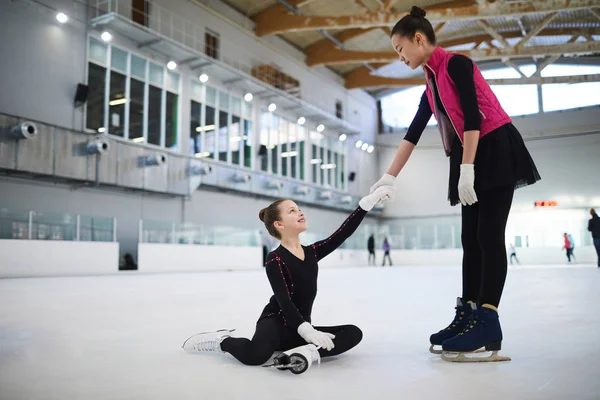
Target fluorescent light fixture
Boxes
[320,163,337,170]
[194,152,211,158]
[132,137,145,143]
[109,98,128,106]
[195,124,216,132]
[281,151,298,158]
[310,158,322,164]
[97,127,105,133]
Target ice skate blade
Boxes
[441,350,511,363]
[431,344,485,355]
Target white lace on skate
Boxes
[182,329,234,354]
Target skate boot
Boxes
[441,304,510,362]
[262,344,320,375]
[429,297,472,354]
[182,329,235,354]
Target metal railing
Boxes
[0,208,116,242]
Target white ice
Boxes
[1,264,599,400]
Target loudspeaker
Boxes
[348,172,356,182]
[74,83,89,107]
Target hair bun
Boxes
[259,208,266,222]
[409,6,426,18]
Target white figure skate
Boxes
[262,344,321,375]
[182,329,235,354]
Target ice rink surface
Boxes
[1,264,599,400]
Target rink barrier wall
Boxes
[0,240,120,278]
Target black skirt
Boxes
[448,123,541,206]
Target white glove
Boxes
[359,186,396,211]
[369,173,396,194]
[297,322,335,351]
[458,164,478,206]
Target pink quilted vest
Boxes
[423,47,512,155]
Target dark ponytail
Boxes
[259,199,286,240]
[390,6,436,45]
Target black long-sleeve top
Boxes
[258,207,368,330]
[404,55,482,146]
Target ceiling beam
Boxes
[477,20,511,48]
[307,30,600,66]
[589,8,600,21]
[345,70,600,89]
[514,12,559,48]
[305,27,380,56]
[532,35,578,76]
[253,0,596,36]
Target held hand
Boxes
[297,322,336,351]
[369,173,396,194]
[359,186,396,211]
[458,164,478,206]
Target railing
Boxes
[139,219,260,246]
[0,209,116,242]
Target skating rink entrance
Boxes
[1,264,599,400]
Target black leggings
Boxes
[461,186,514,308]
[220,317,363,366]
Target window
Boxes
[381,85,436,130]
[218,91,229,162]
[542,82,600,112]
[190,100,202,155]
[335,100,343,119]
[490,85,539,116]
[86,63,106,132]
[205,29,220,60]
[243,119,252,169]
[85,39,180,149]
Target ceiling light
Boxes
[56,13,68,23]
[199,74,208,83]
[268,103,277,112]
[339,134,347,142]
[355,140,363,148]
[244,93,253,102]
[167,61,177,70]
[101,32,112,42]
[297,117,306,125]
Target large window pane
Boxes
[205,105,216,158]
[243,120,252,169]
[270,115,279,174]
[86,62,106,132]
[131,55,146,80]
[190,100,202,155]
[89,38,107,64]
[129,78,144,141]
[320,147,325,185]
[381,86,436,130]
[147,85,162,145]
[231,115,241,165]
[109,71,126,137]
[111,47,127,72]
[149,62,163,86]
[341,154,345,190]
[490,85,539,116]
[218,110,229,162]
[542,82,600,112]
[311,144,317,184]
[259,112,269,172]
[298,127,306,181]
[165,92,178,149]
[280,119,289,177]
[327,149,332,186]
[167,71,179,93]
[334,152,339,188]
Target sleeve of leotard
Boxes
[403,91,433,146]
[310,207,368,262]
[447,55,481,132]
[264,252,304,329]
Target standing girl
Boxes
[371,6,540,362]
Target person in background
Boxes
[589,208,600,267]
[509,244,519,265]
[563,233,575,264]
[382,237,392,266]
[368,233,376,265]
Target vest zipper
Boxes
[424,64,463,145]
